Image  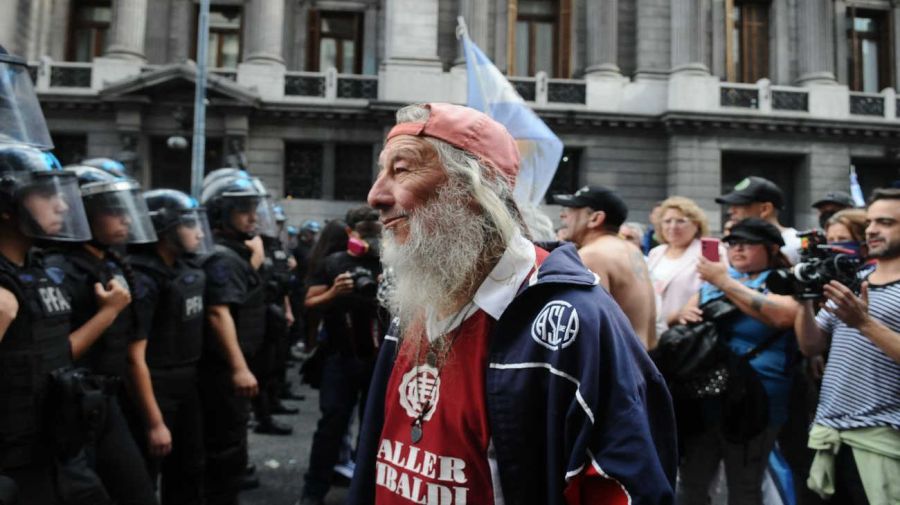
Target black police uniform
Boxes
[44,247,158,505]
[0,252,72,504]
[200,238,266,505]
[251,236,293,422]
[130,252,206,505]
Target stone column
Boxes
[0,0,19,52]
[105,0,147,60]
[670,0,708,73]
[168,0,192,63]
[635,0,670,79]
[797,0,836,84]
[585,0,620,76]
[381,0,445,102]
[456,0,490,65]
[243,0,285,65]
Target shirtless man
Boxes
[556,186,658,349]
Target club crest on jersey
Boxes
[398,365,440,422]
[531,300,579,351]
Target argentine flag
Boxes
[459,17,564,206]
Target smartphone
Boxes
[701,237,720,262]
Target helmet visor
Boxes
[0,59,53,149]
[255,196,278,238]
[173,209,214,256]
[17,172,91,241]
[82,182,159,245]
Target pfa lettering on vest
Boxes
[38,286,71,315]
[531,300,579,351]
[184,295,204,319]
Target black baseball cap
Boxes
[552,185,628,227]
[811,190,855,209]
[715,176,785,210]
[722,217,785,247]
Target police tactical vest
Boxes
[131,254,206,369]
[46,250,136,378]
[209,243,266,356]
[262,239,291,304]
[0,255,73,468]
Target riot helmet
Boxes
[0,46,53,149]
[70,165,157,245]
[249,177,278,238]
[273,205,287,224]
[201,174,262,241]
[202,167,248,187]
[80,158,129,178]
[144,188,214,255]
[0,144,91,241]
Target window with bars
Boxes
[197,6,242,69]
[847,8,892,93]
[510,0,571,77]
[334,144,373,201]
[725,0,769,83]
[67,1,111,62]
[284,143,324,200]
[307,10,363,74]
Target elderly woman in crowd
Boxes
[674,218,800,505]
[648,196,710,332]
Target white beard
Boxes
[381,181,502,338]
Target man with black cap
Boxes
[812,190,856,230]
[556,185,658,349]
[716,176,802,264]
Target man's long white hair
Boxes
[381,104,527,335]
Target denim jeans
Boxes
[302,352,374,499]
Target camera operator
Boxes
[794,188,900,505]
[298,206,385,505]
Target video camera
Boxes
[767,230,863,299]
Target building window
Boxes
[199,6,242,69]
[334,144,373,201]
[284,143,324,199]
[848,8,891,93]
[51,134,88,165]
[149,137,223,193]
[67,1,111,62]
[510,0,571,77]
[545,148,580,204]
[307,11,363,74]
[725,0,769,83]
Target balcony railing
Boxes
[771,88,808,112]
[285,68,377,100]
[509,73,586,105]
[509,77,536,101]
[720,83,759,109]
[849,92,885,116]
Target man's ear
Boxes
[587,210,607,230]
[759,202,775,219]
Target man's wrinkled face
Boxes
[368,136,448,244]
[866,199,900,259]
[559,206,594,247]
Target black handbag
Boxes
[720,333,781,443]
[651,297,738,385]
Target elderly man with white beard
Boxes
[346,103,676,505]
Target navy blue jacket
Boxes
[348,242,677,505]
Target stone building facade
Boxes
[4,0,900,229]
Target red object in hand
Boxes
[701,237,720,262]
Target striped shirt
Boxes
[815,277,900,430]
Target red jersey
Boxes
[375,310,495,505]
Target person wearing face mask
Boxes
[43,165,159,505]
[813,191,856,231]
[127,189,213,505]
[298,205,386,505]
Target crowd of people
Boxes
[2,41,899,505]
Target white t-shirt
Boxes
[781,227,801,264]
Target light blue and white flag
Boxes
[849,165,866,207]
[459,17,564,206]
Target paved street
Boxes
[241,361,349,505]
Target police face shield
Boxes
[17,171,91,241]
[254,196,279,238]
[0,54,53,149]
[173,209,214,255]
[81,181,158,245]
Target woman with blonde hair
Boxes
[824,208,866,245]
[648,196,711,331]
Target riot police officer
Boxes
[128,189,213,505]
[0,144,93,504]
[44,165,159,505]
[200,173,271,504]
